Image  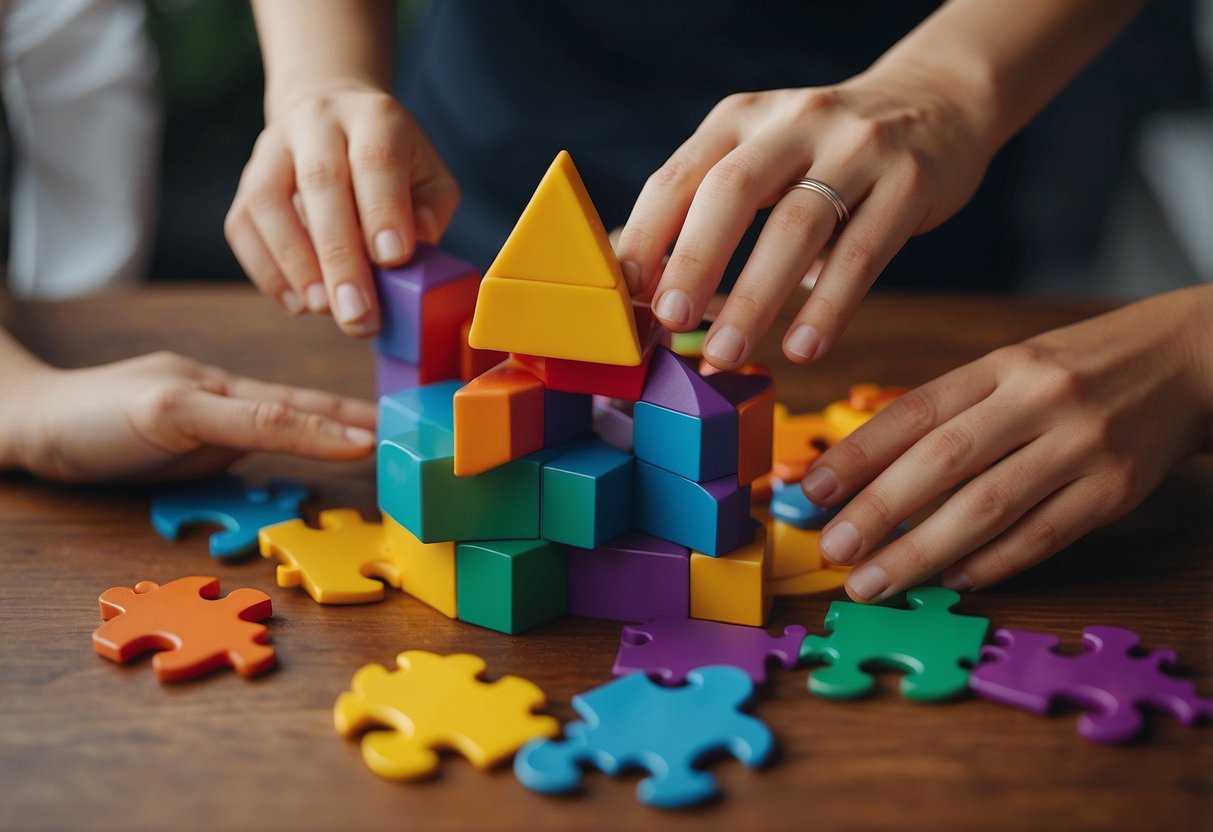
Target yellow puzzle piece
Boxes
[486,150,623,289]
[258,509,401,604]
[766,567,850,597]
[334,651,560,780]
[768,520,823,579]
[383,516,457,619]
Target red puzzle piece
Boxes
[92,576,275,683]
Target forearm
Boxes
[251,0,396,120]
[0,328,51,470]
[869,0,1145,154]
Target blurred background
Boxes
[1,0,1210,301]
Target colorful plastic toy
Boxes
[766,568,850,597]
[378,380,460,441]
[970,626,1213,743]
[567,532,690,622]
[452,361,546,476]
[768,519,823,578]
[151,476,308,559]
[770,479,838,529]
[383,516,457,618]
[458,318,507,382]
[514,666,774,808]
[800,587,989,701]
[335,651,559,780]
[541,440,633,549]
[690,524,769,626]
[258,509,399,604]
[92,576,274,682]
[455,539,568,634]
[633,461,753,557]
[706,371,775,486]
[613,618,807,685]
[542,389,593,447]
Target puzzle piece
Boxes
[92,576,274,682]
[613,618,808,685]
[800,587,989,701]
[258,509,401,604]
[970,626,1213,743]
[334,651,559,779]
[151,476,308,558]
[515,666,773,808]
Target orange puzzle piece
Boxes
[92,576,275,683]
[453,361,545,477]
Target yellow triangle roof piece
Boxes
[485,150,624,289]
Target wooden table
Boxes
[2,286,1210,832]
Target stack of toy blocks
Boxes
[376,150,777,634]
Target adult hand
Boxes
[6,351,377,482]
[225,82,460,335]
[615,63,995,370]
[801,286,1213,602]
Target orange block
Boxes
[459,319,508,382]
[848,383,907,412]
[452,361,545,477]
[735,380,775,486]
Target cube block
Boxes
[383,515,457,618]
[456,539,568,634]
[632,461,753,557]
[378,380,461,442]
[567,532,690,622]
[690,524,770,626]
[632,401,738,482]
[453,362,545,477]
[541,439,633,549]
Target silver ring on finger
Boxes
[785,177,850,232]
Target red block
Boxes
[459,318,508,382]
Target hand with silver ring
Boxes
[615,71,995,371]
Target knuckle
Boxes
[1020,515,1062,556]
[924,424,975,471]
[665,249,711,279]
[985,541,1018,580]
[893,389,939,434]
[967,479,1017,524]
[896,534,930,571]
[296,158,346,191]
[855,116,890,150]
[648,154,698,190]
[703,158,756,199]
[250,400,291,434]
[716,91,762,115]
[853,488,893,525]
[349,139,402,174]
[144,383,190,421]
[831,435,871,473]
[795,88,840,117]
[316,242,359,272]
[832,235,877,278]
[992,343,1044,373]
[723,288,765,322]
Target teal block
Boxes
[632,401,738,481]
[541,439,633,549]
[456,539,568,634]
[377,380,462,442]
[378,426,540,542]
[633,460,753,557]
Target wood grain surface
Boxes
[2,286,1210,832]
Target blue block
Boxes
[770,479,838,529]
[544,390,593,448]
[632,401,738,481]
[378,425,540,542]
[541,439,633,549]
[378,380,462,443]
[633,461,753,557]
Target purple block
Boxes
[592,398,634,451]
[374,243,478,364]
[613,618,808,685]
[376,351,421,397]
[544,390,593,447]
[567,532,690,622]
[639,347,732,418]
[970,626,1213,744]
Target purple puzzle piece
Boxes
[970,626,1213,743]
[568,533,690,622]
[639,348,733,418]
[613,617,808,685]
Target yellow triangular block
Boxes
[468,276,643,365]
[486,150,624,289]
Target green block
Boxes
[541,439,633,549]
[799,587,990,702]
[378,427,540,543]
[456,539,568,634]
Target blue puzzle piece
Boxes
[514,666,773,808]
[151,476,308,559]
[770,479,838,529]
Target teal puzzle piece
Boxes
[151,476,308,559]
[800,587,990,702]
[515,666,773,808]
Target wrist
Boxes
[0,362,56,473]
[265,75,391,124]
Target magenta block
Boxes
[640,347,732,418]
[567,532,691,622]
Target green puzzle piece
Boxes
[800,587,989,702]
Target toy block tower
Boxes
[376,150,783,633]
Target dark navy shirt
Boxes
[397,1,1019,291]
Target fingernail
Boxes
[334,283,370,324]
[621,260,642,295]
[305,283,329,313]
[374,229,405,263]
[704,325,746,364]
[655,289,692,327]
[802,467,837,501]
[786,324,821,361]
[848,563,890,601]
[343,426,376,446]
[415,206,437,243]
[942,572,973,592]
[820,521,862,564]
[279,289,305,315]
